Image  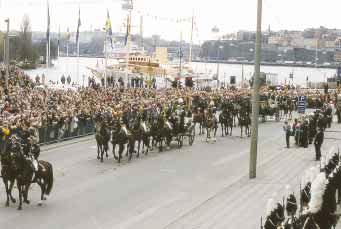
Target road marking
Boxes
[113,192,186,229]
[212,135,281,167]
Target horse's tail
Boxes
[44,162,54,195]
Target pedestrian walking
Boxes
[283,121,291,148]
[314,128,324,161]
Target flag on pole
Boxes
[105,9,113,48]
[76,8,81,46]
[46,1,50,43]
[124,15,130,46]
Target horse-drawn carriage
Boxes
[168,115,195,148]
[259,98,280,122]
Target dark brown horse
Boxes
[204,110,218,142]
[95,121,110,163]
[238,111,251,138]
[193,107,205,135]
[12,152,35,210]
[34,160,54,206]
[219,109,233,137]
[1,150,17,207]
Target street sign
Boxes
[297,96,306,114]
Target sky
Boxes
[0,0,341,43]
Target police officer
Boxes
[314,128,324,161]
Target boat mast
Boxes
[140,15,144,51]
[179,31,183,81]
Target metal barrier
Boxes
[38,119,95,146]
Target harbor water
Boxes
[25,57,337,87]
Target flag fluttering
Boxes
[76,8,81,46]
[105,9,113,48]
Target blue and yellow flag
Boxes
[105,9,113,48]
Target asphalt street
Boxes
[1,117,340,229]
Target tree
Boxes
[18,15,37,62]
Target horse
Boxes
[232,103,240,127]
[192,107,205,135]
[1,148,17,207]
[111,120,134,163]
[131,117,151,157]
[238,111,251,138]
[263,203,285,229]
[219,109,233,137]
[95,120,110,163]
[155,115,172,152]
[204,110,218,142]
[33,160,54,206]
[11,149,35,210]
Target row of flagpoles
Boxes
[45,1,115,86]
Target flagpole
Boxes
[125,13,131,88]
[189,9,194,64]
[104,31,107,88]
[77,38,80,86]
[58,26,60,59]
[48,32,51,67]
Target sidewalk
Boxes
[166,125,341,229]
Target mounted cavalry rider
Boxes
[21,126,40,171]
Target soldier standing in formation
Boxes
[314,128,324,161]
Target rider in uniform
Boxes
[0,120,10,154]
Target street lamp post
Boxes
[4,18,10,90]
[249,0,262,179]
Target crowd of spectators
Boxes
[0,63,340,144]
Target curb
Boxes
[41,135,94,152]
